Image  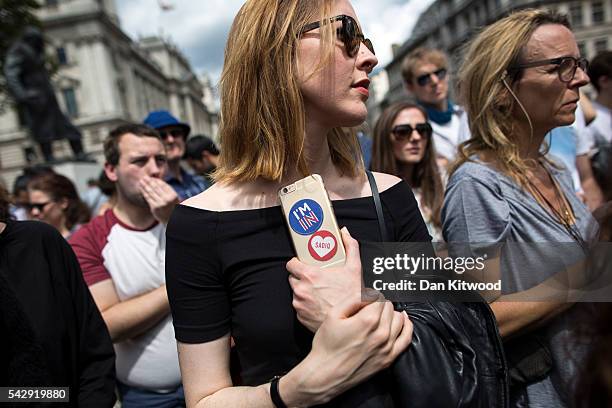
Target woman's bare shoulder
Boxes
[181,181,280,212]
[371,172,403,193]
[181,183,232,211]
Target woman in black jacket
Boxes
[0,184,116,407]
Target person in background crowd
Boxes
[371,101,444,241]
[10,174,30,221]
[184,134,218,186]
[95,169,117,216]
[70,124,183,407]
[546,116,604,212]
[575,163,612,406]
[10,165,55,221]
[444,9,599,407]
[0,184,10,221]
[587,51,612,197]
[27,172,90,239]
[144,110,208,201]
[401,47,467,169]
[0,184,116,407]
[589,51,612,144]
[357,130,373,168]
[571,95,605,210]
[82,177,109,216]
[574,303,612,407]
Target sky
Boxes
[116,0,435,85]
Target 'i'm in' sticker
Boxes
[308,230,338,261]
[289,199,324,235]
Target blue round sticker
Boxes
[288,199,324,235]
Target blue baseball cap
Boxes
[143,110,190,136]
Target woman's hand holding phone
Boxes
[287,227,363,332]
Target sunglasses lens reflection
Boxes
[340,16,374,57]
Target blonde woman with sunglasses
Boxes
[164,1,417,406]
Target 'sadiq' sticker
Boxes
[289,199,324,235]
[308,230,338,261]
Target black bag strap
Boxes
[366,170,389,242]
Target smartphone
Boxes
[279,174,346,268]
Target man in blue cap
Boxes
[143,110,209,201]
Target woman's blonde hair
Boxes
[214,0,364,183]
[451,9,571,186]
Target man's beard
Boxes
[116,181,149,209]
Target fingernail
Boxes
[363,288,382,301]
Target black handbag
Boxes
[504,334,553,386]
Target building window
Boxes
[62,88,79,118]
[577,41,587,58]
[595,38,608,53]
[56,47,68,65]
[570,2,583,27]
[592,0,605,24]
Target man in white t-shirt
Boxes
[70,124,182,407]
[402,48,467,168]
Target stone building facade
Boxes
[0,0,217,188]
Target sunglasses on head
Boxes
[391,123,433,141]
[415,68,447,87]
[25,201,52,212]
[301,14,374,58]
[158,129,186,140]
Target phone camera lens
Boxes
[282,187,288,194]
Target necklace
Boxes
[525,161,586,249]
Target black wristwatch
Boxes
[270,375,288,408]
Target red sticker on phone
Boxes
[308,230,338,262]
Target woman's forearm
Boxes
[193,355,336,408]
[491,300,572,338]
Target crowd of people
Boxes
[1,0,612,407]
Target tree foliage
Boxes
[0,0,41,111]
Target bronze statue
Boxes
[3,27,90,163]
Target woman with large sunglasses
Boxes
[164,1,508,407]
[165,1,413,406]
[371,101,444,241]
[443,9,599,407]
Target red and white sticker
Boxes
[308,230,338,262]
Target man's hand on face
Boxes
[138,176,179,224]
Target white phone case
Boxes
[279,174,346,268]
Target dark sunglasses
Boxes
[159,129,186,140]
[301,14,374,57]
[415,68,447,87]
[25,201,52,212]
[391,123,433,141]
[508,56,588,83]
